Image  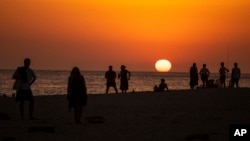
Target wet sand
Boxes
[0,88,250,141]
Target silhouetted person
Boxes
[12,58,36,120]
[105,66,118,94]
[219,62,229,88]
[231,63,241,88]
[67,67,88,124]
[154,78,169,92]
[200,64,210,88]
[189,63,199,89]
[118,65,131,93]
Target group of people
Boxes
[12,58,86,123]
[105,65,131,94]
[12,58,241,124]
[12,58,132,124]
[189,62,241,89]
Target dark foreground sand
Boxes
[0,88,250,141]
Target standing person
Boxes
[12,58,37,120]
[105,65,118,94]
[231,63,241,88]
[67,67,88,124]
[118,65,131,93]
[189,63,199,89]
[219,62,229,88]
[200,64,210,88]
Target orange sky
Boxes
[1,0,250,72]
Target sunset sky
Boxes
[1,0,250,72]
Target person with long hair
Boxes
[67,67,87,124]
[118,65,131,93]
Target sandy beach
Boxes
[1,88,250,141]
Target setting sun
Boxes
[0,0,250,72]
[155,59,172,72]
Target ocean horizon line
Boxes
[1,69,250,74]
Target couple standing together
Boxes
[13,58,88,124]
[105,65,131,94]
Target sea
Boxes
[0,70,250,96]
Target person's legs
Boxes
[113,85,118,94]
[232,79,236,88]
[222,80,225,88]
[231,81,234,87]
[74,107,78,124]
[20,100,24,120]
[236,79,239,88]
[190,80,196,89]
[228,79,233,87]
[205,78,208,88]
[74,107,82,124]
[202,80,205,88]
[29,99,34,120]
[106,87,110,94]
[26,90,35,120]
[79,106,83,123]
[220,77,226,88]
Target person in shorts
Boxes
[12,58,37,120]
[200,64,210,88]
[105,65,118,94]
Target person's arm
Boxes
[207,69,210,76]
[29,70,36,85]
[12,68,20,79]
[165,84,169,91]
[127,71,131,80]
[105,72,108,79]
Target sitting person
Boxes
[154,78,169,92]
